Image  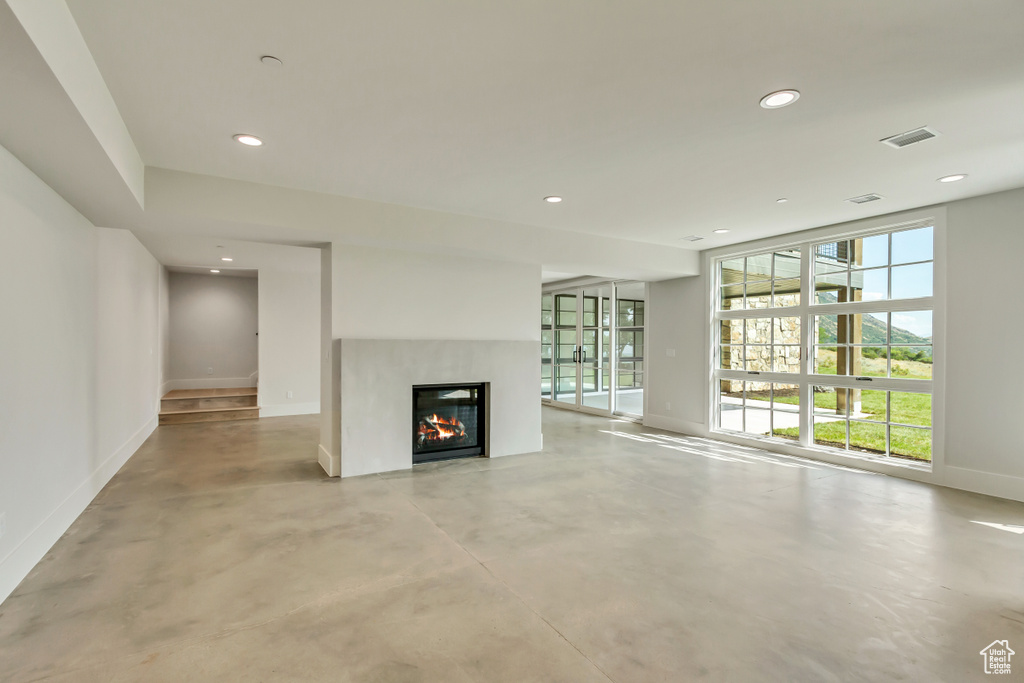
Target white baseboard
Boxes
[643,413,706,436]
[163,377,256,392]
[159,381,172,397]
[942,466,1024,503]
[0,413,157,604]
[318,443,340,478]
[260,402,320,418]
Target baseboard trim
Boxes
[259,402,320,418]
[318,443,340,478]
[0,413,158,604]
[643,413,706,436]
[163,377,256,392]
[941,466,1024,503]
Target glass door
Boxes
[580,284,612,413]
[552,291,579,407]
[541,293,553,400]
[542,282,645,417]
[541,286,612,415]
[613,281,645,418]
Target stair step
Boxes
[159,406,260,426]
[161,395,258,411]
[162,388,257,399]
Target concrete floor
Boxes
[2,408,1023,681]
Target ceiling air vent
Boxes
[880,126,940,148]
[681,235,704,242]
[846,193,884,205]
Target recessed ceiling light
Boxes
[776,198,788,203]
[221,257,233,262]
[260,55,283,67]
[938,174,967,183]
[210,269,221,273]
[759,90,800,109]
[544,196,562,203]
[233,134,263,146]
[713,229,730,234]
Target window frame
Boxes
[711,216,940,470]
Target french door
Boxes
[542,282,644,417]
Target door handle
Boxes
[581,348,586,364]
[573,348,578,363]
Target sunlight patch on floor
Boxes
[971,521,1024,535]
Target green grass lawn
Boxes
[755,389,931,461]
[813,349,932,380]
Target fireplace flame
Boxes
[418,413,467,444]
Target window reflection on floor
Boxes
[598,428,877,474]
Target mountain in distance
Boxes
[815,293,930,346]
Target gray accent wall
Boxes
[167,272,258,389]
[337,339,543,477]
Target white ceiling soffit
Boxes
[541,271,583,284]
[166,266,259,279]
[6,0,143,207]
[134,230,321,275]
[140,168,701,281]
[0,1,143,228]
[62,0,1024,248]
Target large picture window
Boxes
[714,223,935,464]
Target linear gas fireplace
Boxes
[412,383,486,464]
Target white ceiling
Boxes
[63,0,1024,249]
[166,266,258,279]
[7,0,1024,275]
[137,230,321,275]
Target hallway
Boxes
[1,409,1022,681]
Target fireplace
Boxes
[412,383,485,463]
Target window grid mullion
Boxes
[714,226,933,465]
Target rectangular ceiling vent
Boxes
[681,235,704,242]
[846,193,884,204]
[880,126,940,148]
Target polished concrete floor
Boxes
[2,409,1024,681]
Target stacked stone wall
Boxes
[721,316,801,393]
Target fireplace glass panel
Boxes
[412,384,485,463]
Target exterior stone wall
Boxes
[721,316,801,393]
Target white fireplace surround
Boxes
[326,339,542,477]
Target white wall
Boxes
[943,188,1024,494]
[645,187,1024,502]
[258,254,321,417]
[166,272,258,390]
[0,143,163,603]
[95,228,164,456]
[319,245,339,476]
[159,265,170,394]
[646,275,708,435]
[332,245,540,341]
